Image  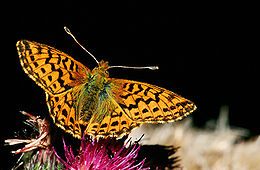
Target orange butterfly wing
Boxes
[16,40,90,95]
[84,106,140,137]
[17,40,91,138]
[45,90,82,138]
[109,78,196,123]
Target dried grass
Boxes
[130,106,260,170]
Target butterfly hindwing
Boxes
[110,78,196,123]
[46,90,82,139]
[85,107,140,137]
[16,40,90,95]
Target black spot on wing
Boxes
[62,109,68,117]
[30,55,35,61]
[142,108,149,113]
[127,83,134,92]
[111,121,119,126]
[144,87,151,96]
[100,123,108,128]
[41,68,46,73]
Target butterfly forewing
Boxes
[110,79,196,123]
[16,40,90,95]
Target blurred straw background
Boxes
[130,106,260,170]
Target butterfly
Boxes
[16,29,196,139]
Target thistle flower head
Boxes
[55,136,148,170]
[4,111,61,169]
[23,148,61,169]
[5,111,50,154]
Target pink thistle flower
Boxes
[55,136,148,170]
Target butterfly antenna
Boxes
[64,26,99,65]
[109,65,159,70]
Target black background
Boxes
[1,1,259,169]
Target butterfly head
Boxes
[92,60,109,77]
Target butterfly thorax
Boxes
[73,60,111,125]
[92,60,109,78]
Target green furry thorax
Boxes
[73,62,114,124]
[73,74,107,122]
